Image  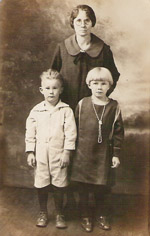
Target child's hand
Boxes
[27,152,36,168]
[60,150,71,168]
[111,156,120,168]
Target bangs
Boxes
[86,67,113,85]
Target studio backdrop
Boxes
[0,0,149,195]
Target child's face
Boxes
[40,79,63,105]
[88,80,110,99]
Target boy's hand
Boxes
[27,152,36,168]
[60,150,71,168]
[111,156,120,168]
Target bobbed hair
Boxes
[40,69,64,87]
[86,67,113,86]
[70,5,96,29]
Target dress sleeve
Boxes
[74,99,83,128]
[111,106,124,158]
[50,43,62,72]
[75,104,79,120]
[25,110,37,152]
[103,45,120,95]
[64,108,77,150]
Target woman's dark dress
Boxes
[71,97,124,186]
[51,34,120,110]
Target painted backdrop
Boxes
[0,0,149,194]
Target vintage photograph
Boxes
[0,0,149,235]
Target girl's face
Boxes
[73,10,92,36]
[40,79,63,105]
[88,80,110,99]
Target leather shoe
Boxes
[97,216,111,230]
[56,215,67,229]
[36,211,48,227]
[81,217,92,232]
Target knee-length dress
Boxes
[71,97,124,186]
[51,33,120,110]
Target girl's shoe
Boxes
[56,215,67,229]
[81,217,92,232]
[36,211,48,227]
[96,216,111,230]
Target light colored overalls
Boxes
[25,100,77,188]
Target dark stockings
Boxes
[37,185,50,212]
[78,183,89,218]
[94,185,111,216]
[94,188,106,216]
[78,183,110,218]
[53,185,66,215]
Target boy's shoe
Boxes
[56,215,67,229]
[96,216,111,230]
[36,211,48,227]
[81,217,92,232]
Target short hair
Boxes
[40,69,64,87]
[86,67,113,86]
[70,5,96,29]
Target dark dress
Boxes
[71,97,124,186]
[51,33,120,110]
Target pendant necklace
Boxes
[92,102,106,143]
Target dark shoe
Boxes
[36,211,48,227]
[81,217,92,232]
[97,216,111,230]
[56,215,67,229]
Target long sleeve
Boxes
[112,109,124,158]
[75,103,79,127]
[64,108,77,150]
[74,99,84,130]
[25,110,37,152]
[103,45,120,95]
[50,44,62,72]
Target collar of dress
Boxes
[34,100,69,112]
[64,33,104,57]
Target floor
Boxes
[0,187,149,236]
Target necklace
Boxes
[92,102,106,143]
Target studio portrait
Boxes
[0,0,149,235]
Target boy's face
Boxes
[40,79,63,105]
[88,80,110,99]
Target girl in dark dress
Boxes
[51,5,120,110]
[71,67,124,232]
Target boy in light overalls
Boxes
[25,69,77,229]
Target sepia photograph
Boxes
[0,0,149,235]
